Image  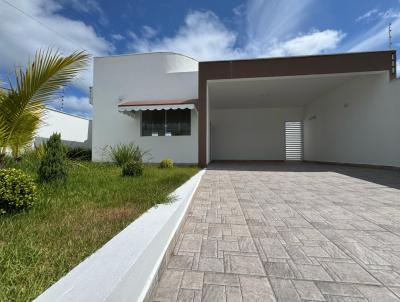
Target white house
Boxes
[92,53,198,163]
[92,50,400,168]
[35,108,92,149]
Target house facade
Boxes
[92,50,400,168]
[35,108,92,149]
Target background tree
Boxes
[0,49,89,160]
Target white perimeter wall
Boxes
[92,53,198,163]
[35,109,91,148]
[304,73,400,167]
[210,107,303,160]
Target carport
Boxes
[198,51,398,167]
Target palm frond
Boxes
[0,49,90,157]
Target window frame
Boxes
[140,109,191,137]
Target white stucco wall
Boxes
[304,73,400,167]
[210,107,304,160]
[92,53,199,163]
[35,108,91,148]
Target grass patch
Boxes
[0,161,198,302]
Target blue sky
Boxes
[1,0,400,118]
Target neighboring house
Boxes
[92,50,400,168]
[35,108,92,149]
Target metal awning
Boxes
[118,99,197,114]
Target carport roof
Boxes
[199,50,396,80]
[197,50,397,167]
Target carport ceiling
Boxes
[208,72,384,109]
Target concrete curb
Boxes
[34,169,205,302]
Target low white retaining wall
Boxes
[34,170,205,302]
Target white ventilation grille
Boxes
[285,121,303,161]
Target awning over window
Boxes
[118,98,197,113]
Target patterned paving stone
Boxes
[321,262,380,284]
[180,235,202,253]
[239,275,276,302]
[302,245,331,258]
[151,162,400,302]
[177,289,201,302]
[202,284,225,302]
[181,271,204,290]
[226,286,242,302]
[286,245,314,264]
[340,242,390,265]
[270,278,301,302]
[356,285,400,301]
[259,238,290,259]
[168,255,194,270]
[218,240,240,252]
[203,272,239,286]
[293,280,326,301]
[296,264,334,281]
[200,240,217,258]
[264,261,296,278]
[226,255,265,275]
[369,270,400,287]
[315,281,364,297]
[198,257,224,273]
[238,237,257,253]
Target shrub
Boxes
[38,133,68,182]
[160,159,173,169]
[0,168,37,213]
[122,160,144,177]
[66,147,91,161]
[106,143,148,166]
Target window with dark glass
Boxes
[141,109,191,136]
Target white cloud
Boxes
[142,25,158,39]
[59,0,108,25]
[129,10,344,61]
[356,8,400,23]
[0,0,113,91]
[245,0,315,43]
[47,96,92,118]
[266,30,345,57]
[380,8,400,19]
[111,33,125,41]
[356,9,379,22]
[232,4,245,17]
[129,11,239,61]
[348,9,400,52]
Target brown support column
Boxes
[198,72,207,167]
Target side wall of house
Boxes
[304,73,400,167]
[210,107,304,161]
[92,53,199,163]
[35,109,91,148]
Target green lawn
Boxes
[0,161,198,302]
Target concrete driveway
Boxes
[152,162,400,302]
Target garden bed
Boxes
[0,161,198,302]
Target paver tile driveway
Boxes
[152,162,400,302]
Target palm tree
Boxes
[0,49,90,160]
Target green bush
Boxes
[159,159,173,169]
[106,143,148,166]
[122,160,144,177]
[66,147,92,161]
[38,133,68,182]
[0,168,37,213]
